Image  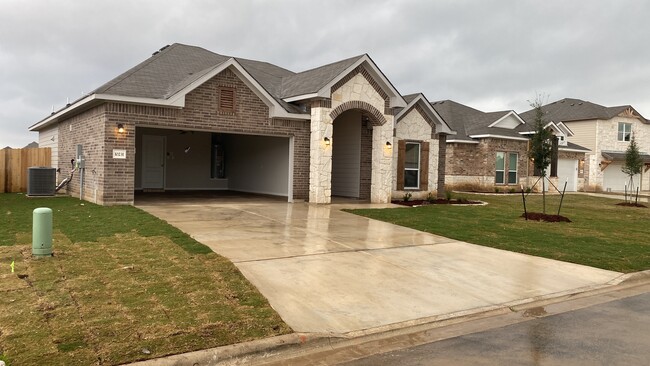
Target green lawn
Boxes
[348,193,650,273]
[0,193,290,365]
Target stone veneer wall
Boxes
[309,66,394,203]
[392,106,440,200]
[587,117,650,191]
[76,67,310,205]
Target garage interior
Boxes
[134,127,291,201]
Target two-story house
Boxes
[520,98,650,192]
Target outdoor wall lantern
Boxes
[385,141,392,148]
[117,124,125,134]
[324,136,331,146]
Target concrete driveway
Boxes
[137,197,622,335]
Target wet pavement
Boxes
[342,289,650,365]
[137,194,622,335]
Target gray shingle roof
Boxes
[90,43,364,114]
[561,141,590,152]
[280,55,363,98]
[519,98,648,124]
[430,100,523,141]
[93,44,230,99]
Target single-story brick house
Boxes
[429,100,590,192]
[30,43,453,205]
[519,98,650,192]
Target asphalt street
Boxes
[341,291,650,366]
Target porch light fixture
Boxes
[117,124,125,134]
[324,137,331,146]
[385,141,392,148]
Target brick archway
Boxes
[330,101,387,126]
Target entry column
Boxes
[309,103,333,203]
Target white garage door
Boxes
[603,162,639,192]
[557,159,578,192]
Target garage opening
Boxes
[135,127,292,201]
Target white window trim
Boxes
[404,142,421,189]
[618,122,632,142]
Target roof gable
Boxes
[488,111,525,129]
[282,54,406,108]
[396,93,454,135]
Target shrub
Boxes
[426,191,435,203]
[403,192,412,202]
[494,187,501,193]
[509,188,516,194]
[445,190,453,201]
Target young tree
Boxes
[527,98,554,213]
[622,135,643,202]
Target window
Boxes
[495,152,505,184]
[508,153,518,184]
[404,142,420,189]
[618,122,632,141]
[496,152,518,185]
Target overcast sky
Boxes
[2,0,649,147]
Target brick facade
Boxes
[55,67,311,204]
[359,119,373,199]
[445,138,529,188]
[57,105,108,203]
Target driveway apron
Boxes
[138,200,622,335]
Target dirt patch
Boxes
[521,212,572,222]
[616,202,647,208]
[392,199,483,207]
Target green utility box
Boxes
[32,207,53,257]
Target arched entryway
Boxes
[330,101,387,200]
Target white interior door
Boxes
[142,135,165,189]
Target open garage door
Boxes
[135,127,291,200]
[557,159,578,192]
[603,162,639,192]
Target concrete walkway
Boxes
[137,198,622,335]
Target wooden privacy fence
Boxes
[0,148,52,193]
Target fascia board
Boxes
[559,147,591,153]
[469,134,529,141]
[447,139,479,144]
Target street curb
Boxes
[126,272,650,366]
[125,333,333,366]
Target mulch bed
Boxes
[521,212,572,222]
[616,202,647,208]
[392,199,482,207]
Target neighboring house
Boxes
[23,141,39,149]
[431,100,589,192]
[520,98,650,192]
[28,43,454,205]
